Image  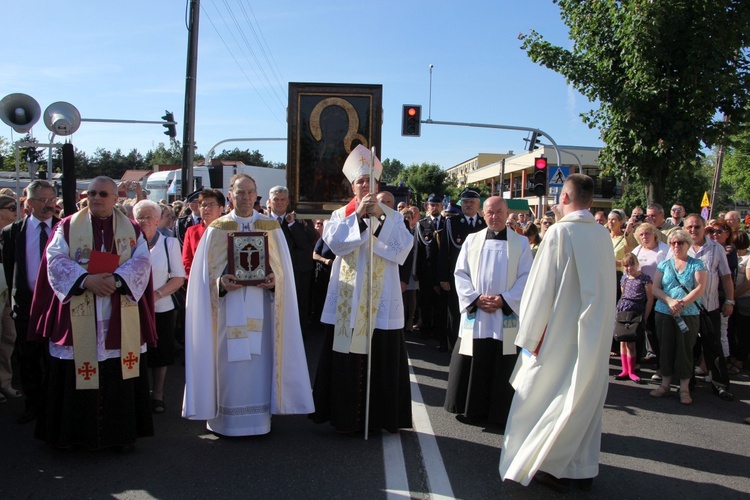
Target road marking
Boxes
[408,363,455,499]
[383,432,409,499]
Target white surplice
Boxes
[454,230,532,343]
[319,206,413,331]
[182,211,314,436]
[46,216,151,361]
[499,210,616,483]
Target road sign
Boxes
[701,191,710,207]
[548,166,570,188]
[701,207,709,220]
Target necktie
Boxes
[278,216,283,225]
[469,217,474,228]
[39,223,48,258]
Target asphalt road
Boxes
[2,328,749,499]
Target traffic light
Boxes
[162,110,177,139]
[401,105,422,137]
[526,131,541,152]
[533,156,547,197]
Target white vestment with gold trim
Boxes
[182,211,314,436]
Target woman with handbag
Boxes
[614,253,653,383]
[650,230,707,405]
[134,200,186,414]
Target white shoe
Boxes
[651,374,662,381]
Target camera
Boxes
[635,214,646,222]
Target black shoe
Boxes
[437,345,449,352]
[715,389,734,401]
[614,374,629,380]
[575,478,594,491]
[455,414,483,426]
[17,409,36,424]
[533,471,570,493]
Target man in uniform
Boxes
[438,189,486,352]
[415,194,448,349]
[500,174,616,492]
[311,145,414,433]
[173,189,202,246]
[28,176,157,451]
[183,174,313,436]
[443,196,532,429]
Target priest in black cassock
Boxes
[29,176,156,451]
[443,196,532,429]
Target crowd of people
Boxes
[0,165,748,491]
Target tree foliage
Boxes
[396,162,449,205]
[381,158,406,184]
[521,0,750,205]
[719,125,750,206]
[213,148,283,169]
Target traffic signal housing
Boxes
[533,156,548,197]
[162,111,177,139]
[526,131,541,152]
[401,105,421,137]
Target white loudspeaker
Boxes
[0,93,41,134]
[43,101,81,136]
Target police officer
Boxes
[416,194,449,350]
[438,189,486,351]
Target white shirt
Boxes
[150,235,186,313]
[25,215,54,291]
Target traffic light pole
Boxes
[423,119,562,218]
[422,119,562,168]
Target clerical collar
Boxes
[485,228,508,240]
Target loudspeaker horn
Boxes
[0,93,41,134]
[43,101,81,136]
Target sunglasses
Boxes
[670,241,687,246]
[706,228,725,235]
[0,205,17,212]
[86,190,113,198]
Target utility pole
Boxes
[181,0,200,198]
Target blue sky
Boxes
[1,0,602,169]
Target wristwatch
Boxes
[724,299,735,306]
[378,214,386,222]
[114,275,123,290]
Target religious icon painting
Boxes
[227,232,271,285]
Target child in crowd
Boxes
[615,253,654,383]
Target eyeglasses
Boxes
[542,221,552,226]
[30,197,57,204]
[671,207,683,212]
[706,228,725,235]
[670,241,687,246]
[200,202,219,208]
[135,215,157,223]
[86,190,113,198]
[0,205,17,212]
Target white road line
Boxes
[383,432,410,499]
[408,363,455,500]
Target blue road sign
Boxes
[548,166,570,188]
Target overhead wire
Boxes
[201,0,286,124]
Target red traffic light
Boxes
[401,104,422,137]
[535,157,547,170]
[407,107,417,117]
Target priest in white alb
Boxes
[443,196,532,429]
[499,174,616,493]
[310,145,414,433]
[182,173,314,436]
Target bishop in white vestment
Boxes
[182,174,314,436]
[311,145,414,433]
[499,174,616,491]
[444,197,532,428]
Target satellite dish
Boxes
[43,101,81,136]
[0,93,41,134]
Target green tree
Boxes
[520,1,750,205]
[213,148,283,169]
[86,148,147,179]
[381,158,406,184]
[719,125,750,206]
[396,162,449,205]
[146,141,184,166]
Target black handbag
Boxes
[163,237,186,310]
[614,311,643,342]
